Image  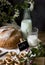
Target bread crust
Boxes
[0,26,22,49]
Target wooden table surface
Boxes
[36,32,45,65]
[38,31,45,45]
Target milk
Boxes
[21,19,32,39]
[27,35,38,47]
[21,8,32,39]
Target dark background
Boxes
[31,0,45,31]
[15,0,45,31]
[4,0,45,31]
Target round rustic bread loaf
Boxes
[0,26,22,49]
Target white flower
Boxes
[13,9,19,18]
[30,54,36,57]
[28,1,34,11]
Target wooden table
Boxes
[35,32,45,65]
[38,31,45,45]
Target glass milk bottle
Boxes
[21,8,32,39]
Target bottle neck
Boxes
[23,8,31,19]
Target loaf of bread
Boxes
[0,26,22,49]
